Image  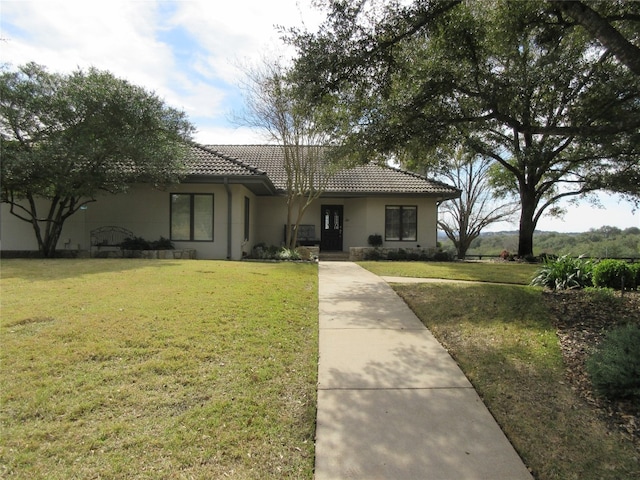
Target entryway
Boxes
[320,205,343,252]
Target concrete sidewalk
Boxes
[315,261,533,480]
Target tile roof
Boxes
[203,145,460,198]
[184,143,267,177]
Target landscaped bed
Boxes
[0,259,318,479]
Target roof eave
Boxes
[183,174,278,195]
[319,190,461,199]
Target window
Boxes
[244,196,250,241]
[170,194,213,241]
[385,206,417,241]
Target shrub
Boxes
[121,236,174,250]
[592,259,633,290]
[121,236,151,250]
[386,250,399,261]
[530,254,594,290]
[275,248,302,261]
[149,237,174,250]
[367,234,383,247]
[630,262,640,290]
[586,323,640,400]
[433,251,452,261]
[364,249,383,260]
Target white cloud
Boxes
[194,125,275,145]
[0,0,325,141]
[1,1,173,85]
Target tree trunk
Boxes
[456,234,470,260]
[41,225,62,257]
[517,193,537,257]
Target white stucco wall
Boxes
[1,183,259,260]
[1,187,440,258]
[251,195,439,252]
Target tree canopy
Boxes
[289,0,640,256]
[1,63,195,257]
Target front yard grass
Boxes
[0,259,318,479]
[394,282,639,480]
[359,260,539,285]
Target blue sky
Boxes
[1,0,638,233]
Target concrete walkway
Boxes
[315,261,533,480]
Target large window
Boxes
[170,194,213,241]
[385,205,417,241]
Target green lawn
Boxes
[4,258,637,479]
[358,260,539,285]
[0,259,318,479]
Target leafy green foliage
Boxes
[276,248,302,261]
[290,1,640,257]
[367,234,383,247]
[0,63,195,257]
[530,255,594,290]
[587,323,640,400]
[592,259,634,290]
[251,244,304,261]
[629,262,640,290]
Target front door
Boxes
[321,205,343,251]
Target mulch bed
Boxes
[543,289,640,449]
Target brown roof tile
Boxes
[204,145,459,198]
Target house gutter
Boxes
[224,177,232,260]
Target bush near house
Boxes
[367,234,383,247]
[121,236,175,250]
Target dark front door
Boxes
[321,205,343,251]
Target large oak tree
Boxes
[289,0,640,256]
[1,63,195,257]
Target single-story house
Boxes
[0,144,460,259]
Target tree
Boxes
[289,0,640,256]
[548,0,640,76]
[434,149,518,259]
[1,63,195,257]
[238,59,337,249]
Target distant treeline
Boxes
[439,226,640,259]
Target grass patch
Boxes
[1,259,318,479]
[394,282,639,480]
[358,260,538,285]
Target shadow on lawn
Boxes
[1,258,185,281]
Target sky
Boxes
[1,0,638,233]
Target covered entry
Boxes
[321,205,343,251]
